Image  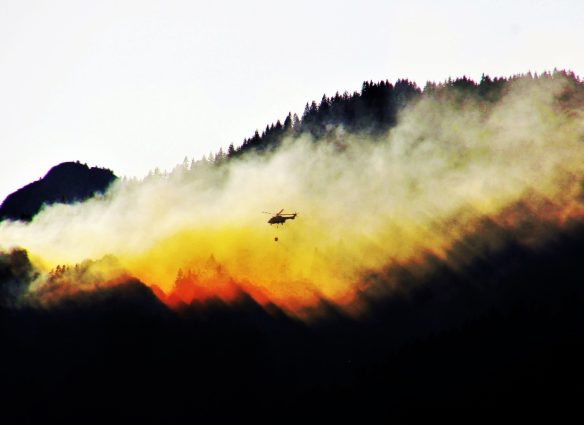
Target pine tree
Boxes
[292,113,300,129]
[283,112,292,130]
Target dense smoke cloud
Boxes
[0,75,583,314]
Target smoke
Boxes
[1,75,583,315]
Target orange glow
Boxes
[31,189,579,317]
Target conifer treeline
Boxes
[167,69,582,173]
[234,78,421,157]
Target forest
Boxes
[1,70,583,423]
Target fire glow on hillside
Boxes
[1,75,583,317]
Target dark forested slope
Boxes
[0,162,116,222]
[1,217,583,422]
[224,70,583,160]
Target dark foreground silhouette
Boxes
[0,162,116,222]
[1,219,583,423]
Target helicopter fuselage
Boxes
[268,214,296,225]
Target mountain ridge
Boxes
[0,161,116,222]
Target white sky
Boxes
[1,0,583,201]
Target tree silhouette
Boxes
[195,71,583,165]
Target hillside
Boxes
[1,70,584,422]
[0,162,116,222]
[1,215,583,422]
[192,70,584,164]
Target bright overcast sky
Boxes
[1,0,583,201]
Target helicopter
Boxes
[262,209,298,225]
